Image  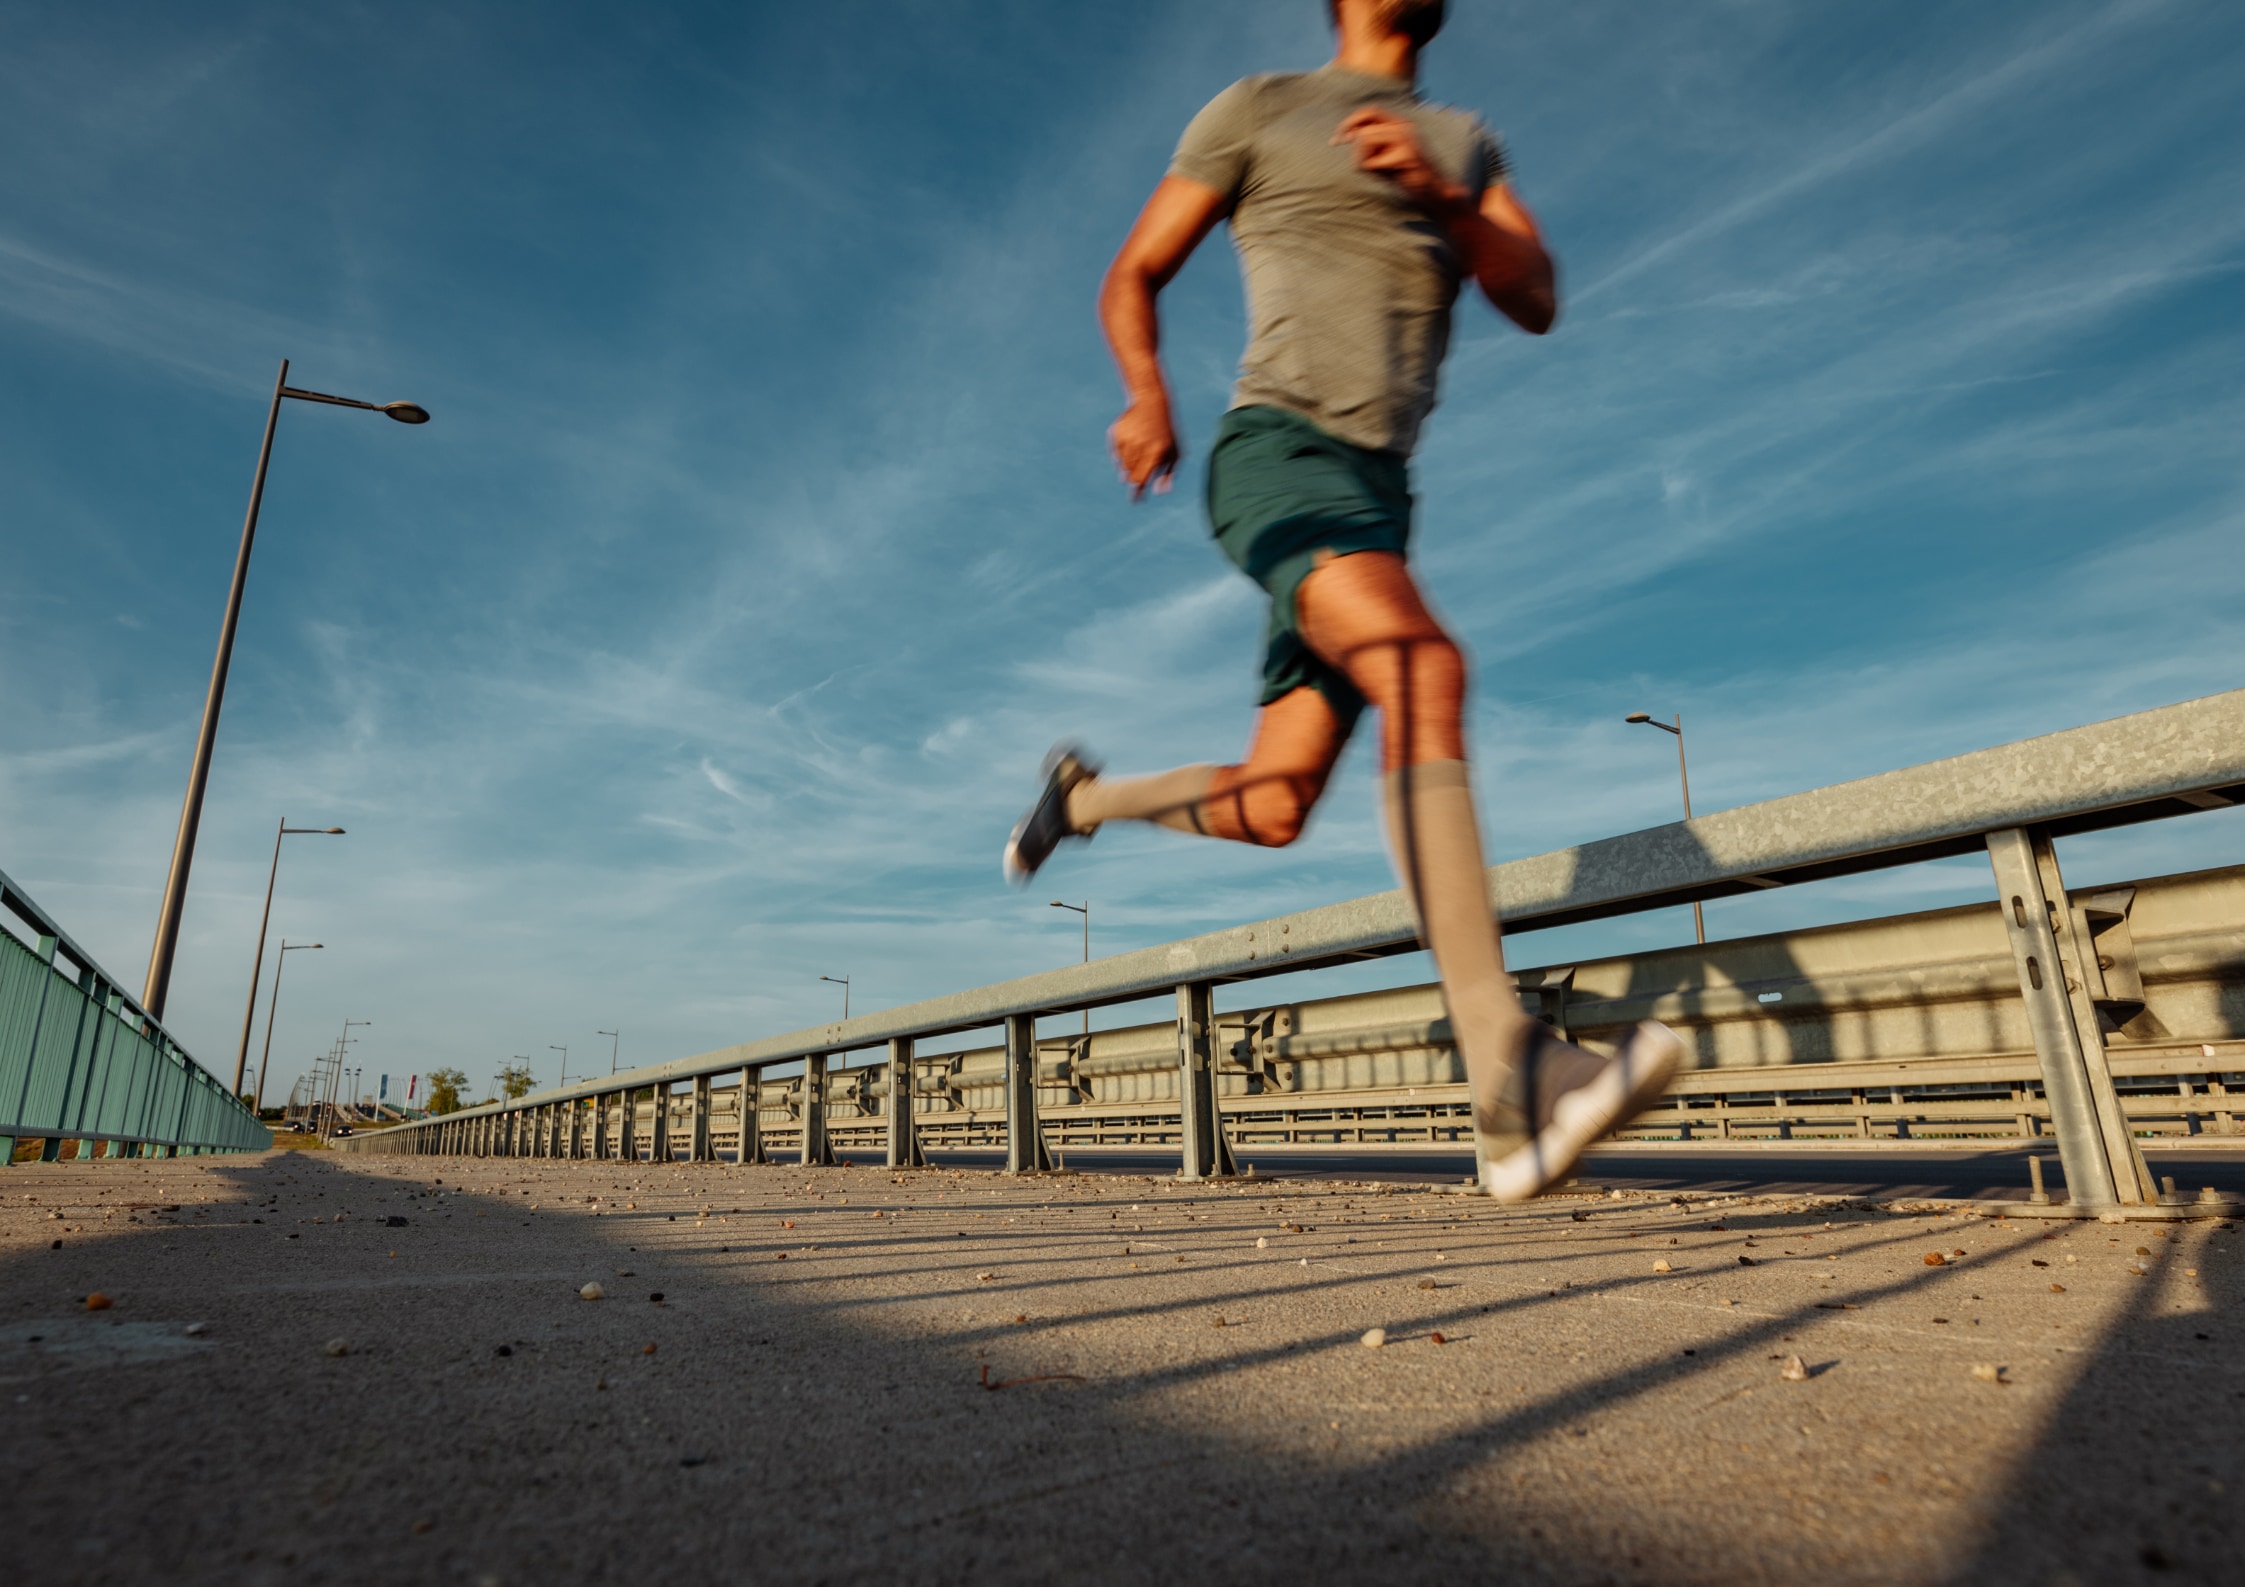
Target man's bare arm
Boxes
[1336,109,1558,334]
[1455,182,1556,334]
[1099,175,1231,498]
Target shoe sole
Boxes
[1479,1020,1684,1203]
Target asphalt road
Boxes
[875,1143,2245,1201]
[6,1152,2238,1585]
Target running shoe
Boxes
[1479,1020,1684,1202]
[1002,742,1100,887]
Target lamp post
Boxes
[1050,900,1089,1036]
[1626,711,1705,945]
[142,360,428,1020]
[550,1045,569,1088]
[232,819,345,1096]
[820,975,850,1021]
[250,939,322,1115]
[599,1029,620,1075]
[323,1020,370,1140]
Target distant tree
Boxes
[425,1068,469,1116]
[497,1060,537,1101]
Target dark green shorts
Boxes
[1206,405,1413,728]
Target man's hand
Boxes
[1109,395,1179,500]
[1337,107,1558,334]
[1334,108,1471,219]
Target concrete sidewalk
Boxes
[3,1151,2237,1585]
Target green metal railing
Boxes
[1,864,270,1161]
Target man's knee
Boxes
[1205,769,1320,847]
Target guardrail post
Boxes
[1175,982,1237,1181]
[737,1066,764,1164]
[1003,1015,1053,1174]
[652,1086,671,1163]
[688,1075,709,1162]
[592,1093,609,1160]
[1986,828,2147,1206]
[801,1055,836,1166]
[886,1037,925,1169]
[619,1089,638,1162]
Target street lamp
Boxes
[142,359,429,1019]
[250,940,323,1115]
[323,1020,370,1140]
[1626,711,1705,945]
[1050,900,1089,1036]
[599,1029,620,1074]
[550,1044,569,1088]
[232,819,345,1096]
[820,975,850,1021]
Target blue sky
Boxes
[4,0,2243,1104]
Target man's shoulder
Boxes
[1199,72,1311,115]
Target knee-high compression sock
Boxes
[1066,765,1221,835]
[1381,760,1602,1157]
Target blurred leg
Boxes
[1295,551,1557,1149]
[1065,687,1351,847]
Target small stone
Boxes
[183,1322,208,1337]
[83,1293,112,1312]
[1970,1362,2007,1384]
[2135,1246,2152,1256]
[494,1345,512,1357]
[1417,1278,1438,1291]
[1429,1331,1447,1345]
[1360,1328,1386,1349]
[412,1520,434,1534]
[1720,1298,1735,1307]
[1779,1355,1808,1382]
[1738,1255,1756,1267]
[1923,1253,1947,1266]
[1256,1237,1268,1249]
[648,1292,664,1304]
[580,1282,605,1300]
[642,1343,657,1355]
[2050,1283,2066,1293]
[324,1339,350,1358]
[1654,1260,1672,1273]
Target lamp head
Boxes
[380,401,430,425]
[1625,712,1651,724]
[323,827,345,834]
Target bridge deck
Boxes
[5,1151,2236,1584]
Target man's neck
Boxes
[1329,25,1419,85]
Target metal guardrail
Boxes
[417,858,2244,1157]
[341,690,2245,1211]
[1,865,270,1161]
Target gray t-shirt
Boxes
[1170,66,1507,457]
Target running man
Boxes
[1005,0,1682,1200]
